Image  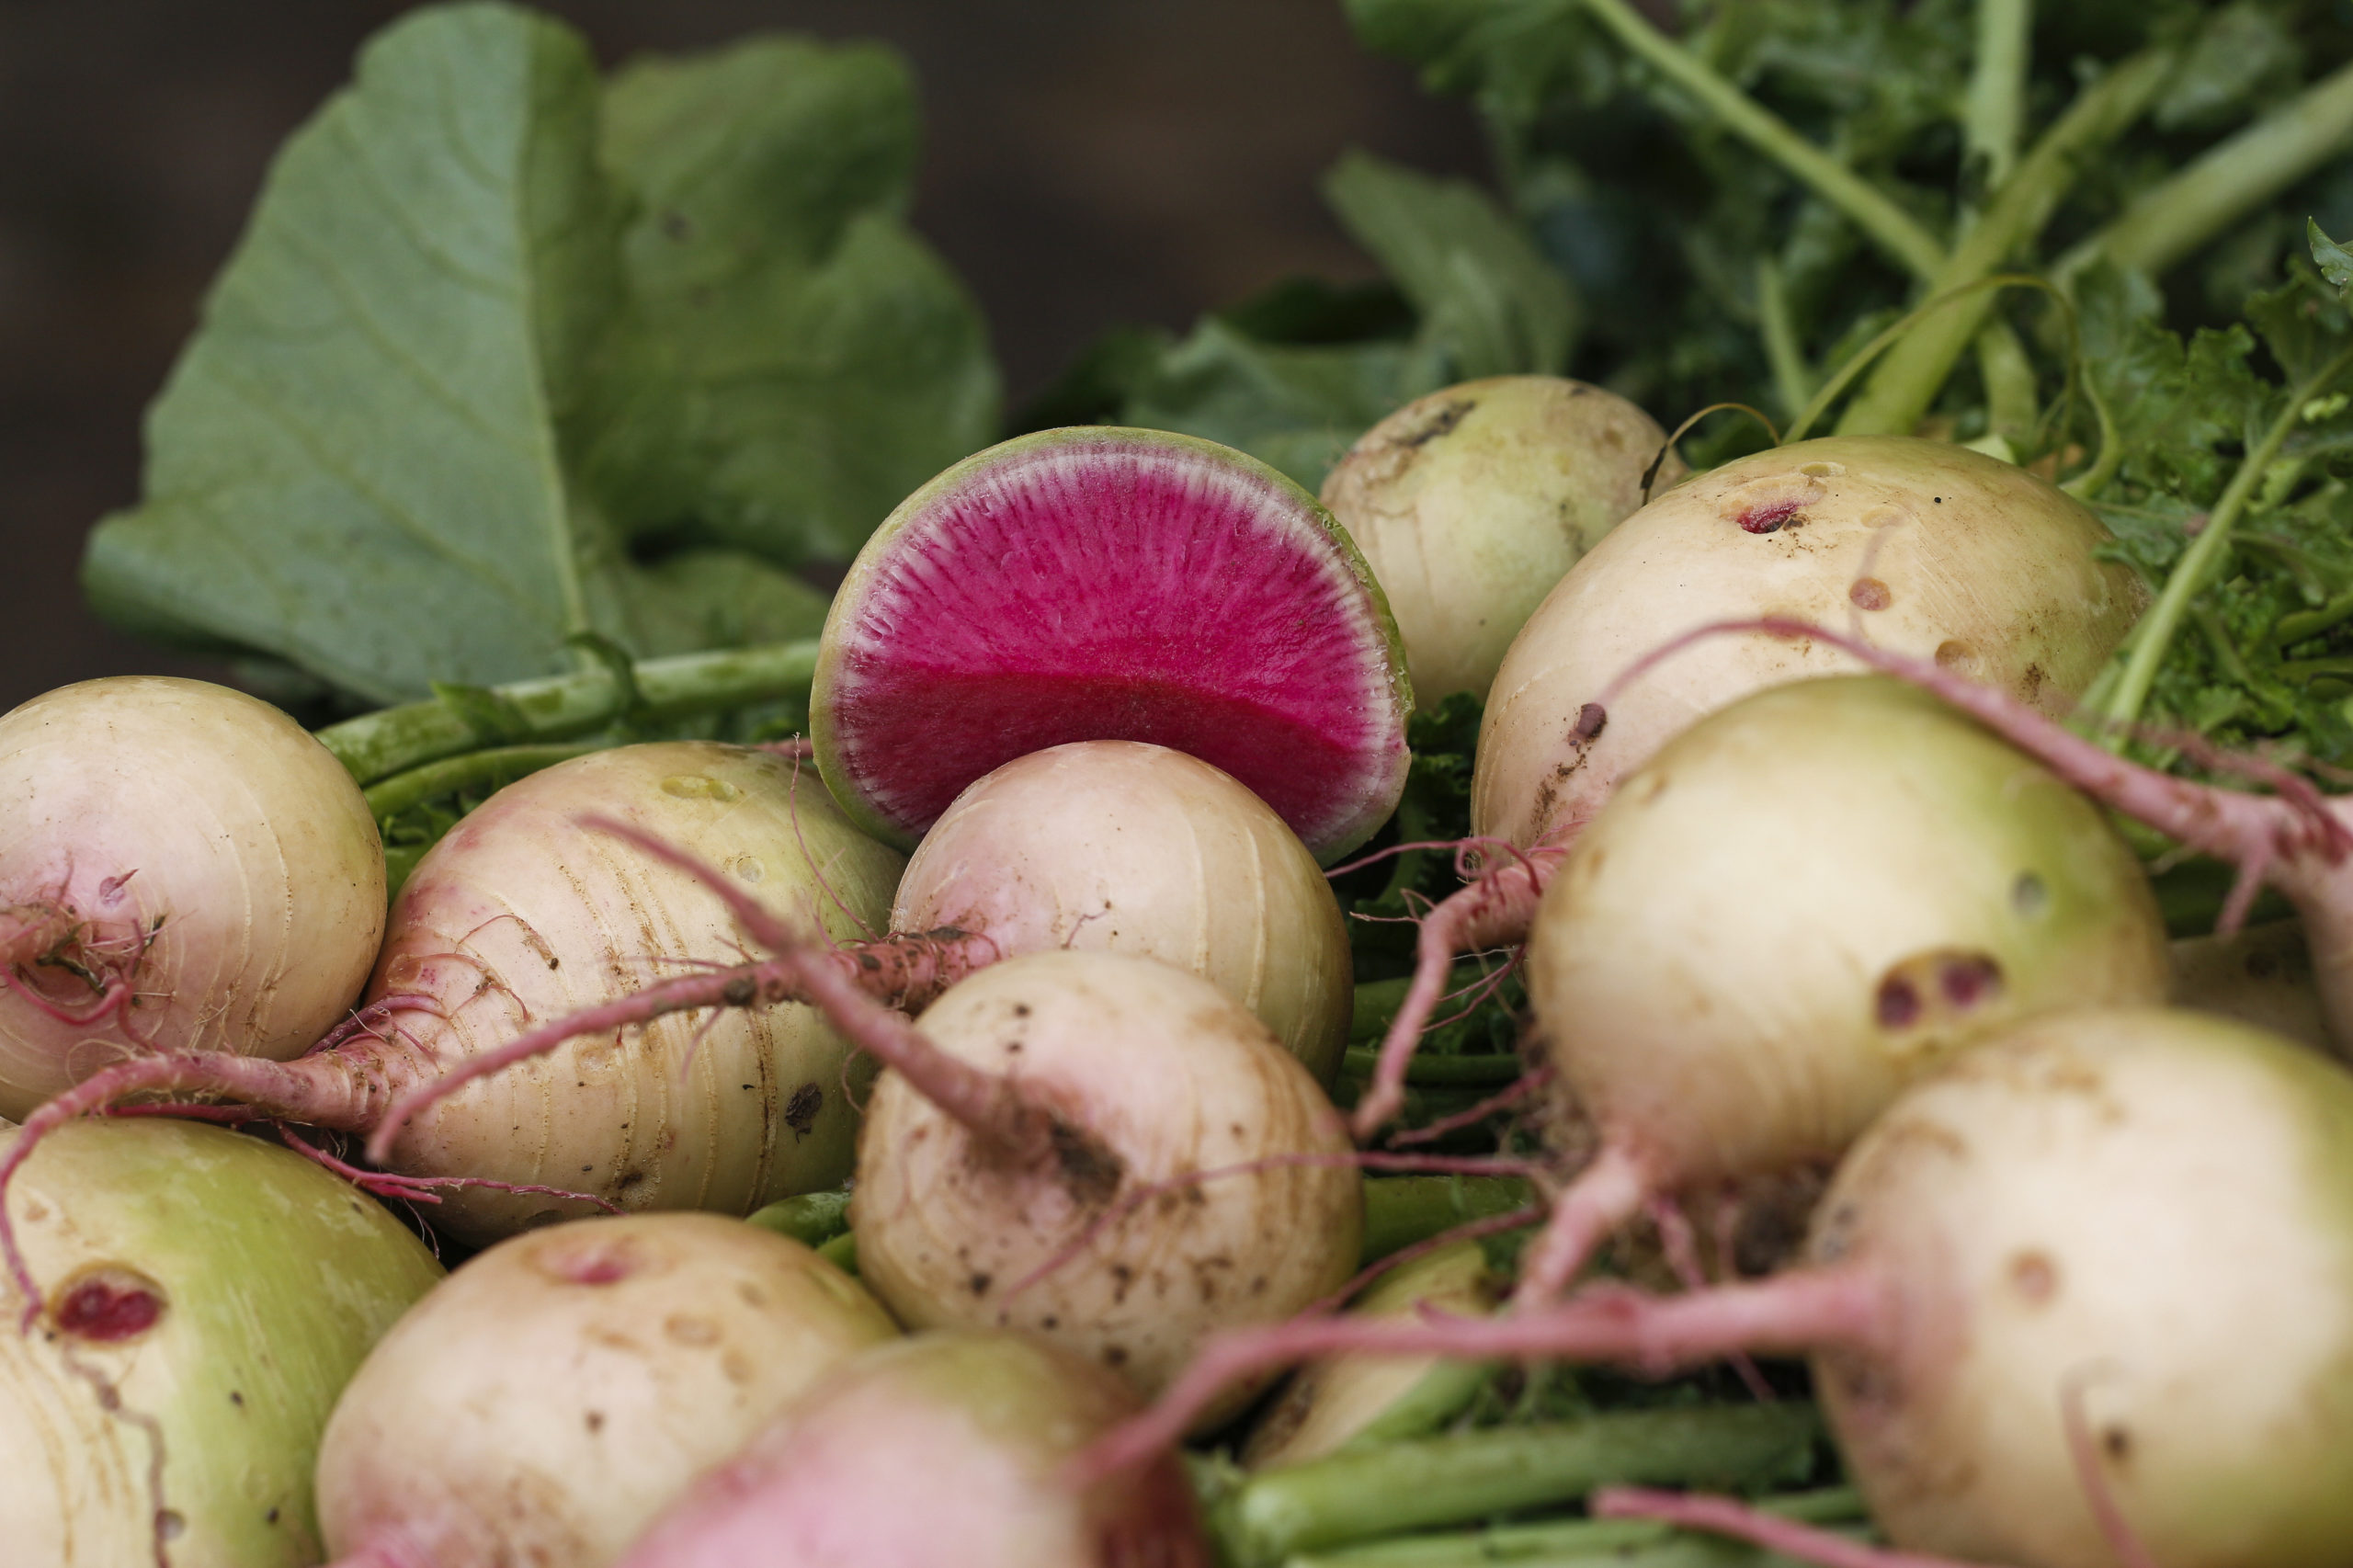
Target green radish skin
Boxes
[850,950,1362,1428]
[358,743,904,1244]
[1241,1238,1502,1471]
[315,1213,899,1568]
[0,676,385,1120]
[893,741,1352,1084]
[1806,1008,2353,1567]
[0,1118,440,1567]
[618,1331,1211,1568]
[1321,376,1684,712]
[1356,437,2143,1138]
[1512,675,2170,1296]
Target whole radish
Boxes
[892,740,1352,1081]
[850,950,1361,1425]
[1357,437,2145,1135]
[0,1118,440,1568]
[1321,375,1683,711]
[0,676,384,1119]
[316,1212,899,1568]
[1093,1008,2353,1568]
[620,1330,1211,1568]
[1507,674,2169,1297]
[811,426,1414,865]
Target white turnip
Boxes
[1092,1007,2353,1568]
[0,676,384,1120]
[1356,437,2145,1135]
[0,1118,440,1567]
[618,1330,1211,1568]
[315,1212,899,1568]
[1320,375,1683,710]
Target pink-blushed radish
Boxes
[0,676,384,1120]
[1085,1007,2353,1568]
[848,949,1361,1425]
[892,740,1352,1082]
[0,742,904,1258]
[0,1117,440,1568]
[1354,437,2145,1136]
[1505,674,2167,1299]
[618,1330,1211,1568]
[314,1212,898,1568]
[1320,376,1684,711]
[810,426,1414,865]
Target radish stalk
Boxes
[1359,437,2143,1136]
[1273,1487,1866,1568]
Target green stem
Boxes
[1360,1176,1536,1263]
[2100,342,2353,734]
[1211,1403,1821,1567]
[1836,47,2175,438]
[2058,56,2353,286]
[1975,322,2041,449]
[1961,0,2032,214]
[745,1189,854,1249]
[1289,1487,1867,1568]
[1340,1046,1524,1086]
[1756,257,1816,419]
[315,639,822,786]
[361,743,595,821]
[1574,0,1947,280]
[1349,969,1521,1051]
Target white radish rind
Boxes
[851,950,1362,1427]
[1322,376,1683,711]
[894,741,1352,1083]
[315,1213,898,1568]
[1809,1009,2353,1567]
[0,1119,441,1568]
[1526,675,2171,1199]
[618,1330,1212,1568]
[2168,920,2336,1058]
[1474,436,2143,852]
[0,676,384,1120]
[368,742,904,1243]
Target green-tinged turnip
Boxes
[1321,376,1682,711]
[315,1213,898,1568]
[0,1118,439,1567]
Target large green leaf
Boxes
[83,6,988,704]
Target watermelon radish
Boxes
[810,427,1414,865]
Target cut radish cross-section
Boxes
[812,427,1412,862]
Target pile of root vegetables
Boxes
[10,383,2353,1568]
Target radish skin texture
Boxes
[893,741,1351,1082]
[0,676,384,1119]
[1474,436,2143,852]
[619,1330,1211,1568]
[316,1213,898,1568]
[1321,376,1684,710]
[1811,1009,2353,1567]
[0,1119,440,1567]
[368,742,904,1244]
[811,426,1413,865]
[1529,676,2170,1187]
[850,951,1361,1425]
[2168,921,2335,1058]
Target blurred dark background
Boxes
[0,0,1485,711]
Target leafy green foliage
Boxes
[83,6,993,704]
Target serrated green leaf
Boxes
[82,6,985,704]
[2312,217,2353,298]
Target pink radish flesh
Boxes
[813,427,1412,863]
